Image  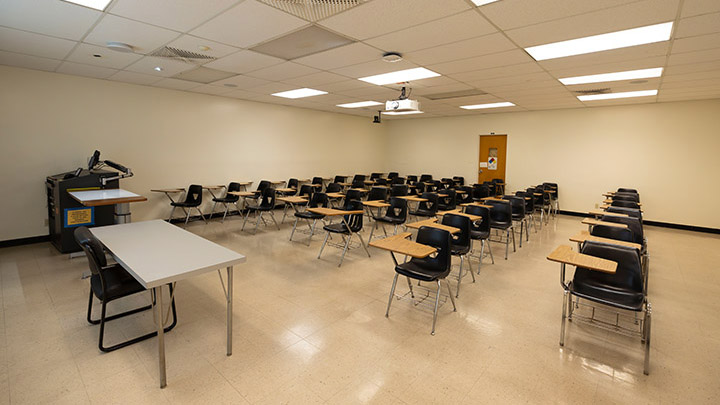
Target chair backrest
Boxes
[391,176,405,185]
[183,184,203,206]
[611,200,641,209]
[367,187,388,202]
[605,206,642,221]
[375,178,388,186]
[617,188,638,194]
[406,175,418,185]
[224,182,242,202]
[441,178,454,187]
[613,193,640,202]
[334,175,346,183]
[343,199,364,232]
[257,180,270,192]
[590,224,635,243]
[391,184,408,197]
[351,178,365,189]
[472,184,490,201]
[441,213,471,249]
[74,226,107,272]
[412,226,452,276]
[516,191,534,211]
[601,215,643,244]
[385,197,408,222]
[486,199,512,224]
[418,192,438,213]
[344,189,364,208]
[575,241,643,295]
[453,176,465,186]
[308,192,329,208]
[503,195,525,217]
[419,174,433,183]
[312,177,323,185]
[259,187,276,208]
[352,174,366,183]
[287,178,299,190]
[458,186,473,203]
[492,178,503,184]
[464,205,491,233]
[298,184,314,199]
[326,182,342,193]
[439,189,457,210]
[370,172,383,180]
[388,172,399,179]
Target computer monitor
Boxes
[87,150,100,170]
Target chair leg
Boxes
[270,212,280,230]
[254,212,262,234]
[560,290,568,346]
[445,279,457,311]
[338,235,351,267]
[385,273,399,317]
[241,209,250,231]
[369,221,376,241]
[209,202,217,220]
[289,217,299,241]
[644,304,652,375]
[221,203,230,222]
[467,254,475,283]
[504,229,510,260]
[431,280,442,335]
[167,206,176,222]
[318,232,330,259]
[184,209,191,225]
[518,221,523,248]
[357,232,371,257]
[486,238,495,264]
[196,207,207,223]
[511,225,516,252]
[477,239,485,274]
[381,223,387,237]
[405,276,415,298]
[456,255,463,298]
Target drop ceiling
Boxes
[0,0,719,119]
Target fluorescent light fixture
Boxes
[559,68,663,85]
[577,89,658,101]
[383,110,424,115]
[525,22,673,61]
[272,88,327,99]
[336,101,383,108]
[460,102,515,110]
[359,68,440,85]
[62,0,113,11]
[471,0,500,6]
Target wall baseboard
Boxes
[558,210,720,234]
[0,235,50,248]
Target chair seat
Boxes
[569,280,644,311]
[170,201,200,207]
[450,244,470,255]
[212,197,238,203]
[376,216,404,224]
[91,264,145,301]
[395,261,449,282]
[470,230,490,240]
[248,205,274,212]
[410,209,436,217]
[490,221,511,230]
[295,211,324,220]
[323,223,350,234]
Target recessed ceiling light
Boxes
[471,0,500,6]
[154,66,163,72]
[336,101,383,108]
[383,111,424,115]
[359,68,441,86]
[559,68,663,85]
[460,102,515,110]
[272,88,328,99]
[577,89,658,101]
[62,0,113,11]
[525,22,673,61]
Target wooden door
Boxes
[478,134,507,184]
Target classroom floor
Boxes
[0,213,719,404]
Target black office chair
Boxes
[590,224,635,244]
[617,188,639,194]
[472,184,491,202]
[503,195,528,247]
[351,178,365,189]
[386,226,456,335]
[457,186,473,205]
[611,200,641,209]
[290,192,329,245]
[390,184,409,197]
[242,187,279,233]
[343,189,364,208]
[367,186,388,202]
[169,184,206,225]
[75,227,177,352]
[370,197,408,240]
[409,192,438,219]
[334,175,347,184]
[317,200,370,267]
[388,172,399,179]
[557,241,651,375]
[391,176,405,185]
[437,189,457,211]
[209,182,241,222]
[486,199,516,259]
[442,213,474,297]
[406,175,418,186]
[465,204,494,269]
[298,184,314,199]
[453,176,465,186]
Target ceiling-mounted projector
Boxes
[385,99,419,112]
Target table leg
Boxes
[226,266,233,356]
[115,202,131,224]
[154,286,167,388]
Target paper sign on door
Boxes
[488,157,498,170]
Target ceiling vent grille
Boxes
[573,88,611,95]
[259,0,367,21]
[424,89,488,100]
[147,46,216,64]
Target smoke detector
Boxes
[106,42,134,53]
[382,52,403,63]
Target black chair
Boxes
[492,178,504,195]
[374,178,389,186]
[367,186,388,202]
[344,189,364,208]
[503,195,528,247]
[388,172,399,179]
[457,186,473,205]
[486,199,516,259]
[242,187,279,233]
[298,184,314,199]
[209,182,241,222]
[290,192,329,245]
[557,241,651,375]
[312,177,324,187]
[351,178,365,189]
[254,180,271,195]
[75,227,177,352]
[453,176,465,186]
[516,191,537,233]
[370,197,408,240]
[465,204,494,268]
[409,192,438,219]
[437,189,457,211]
[419,174,433,183]
[543,182,559,213]
[169,184,206,225]
[406,175,418,186]
[617,188,638,194]
[352,174,366,183]
[613,193,640,203]
[390,184,409,197]
[283,178,299,194]
[386,226,456,335]
[472,184,491,202]
[606,206,643,222]
[334,175,347,184]
[611,200,641,209]
[318,200,370,266]
[441,213,474,297]
[391,176,405,185]
[590,224,635,244]
[440,178,454,190]
[370,172,383,180]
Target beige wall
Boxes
[0,66,385,240]
[384,99,720,229]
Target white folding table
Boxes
[90,220,246,388]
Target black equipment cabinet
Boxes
[46,169,119,253]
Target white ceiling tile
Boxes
[0,0,101,40]
[84,14,181,54]
[244,81,303,95]
[661,78,720,89]
[437,94,503,106]
[332,59,419,79]
[109,0,240,32]
[203,50,284,74]
[667,47,720,66]
[211,74,270,88]
[478,0,641,30]
[0,27,77,59]
[152,78,202,90]
[364,10,496,53]
[0,50,62,72]
[293,42,381,70]
[316,80,373,93]
[680,0,720,17]
[65,43,142,69]
[190,0,308,48]
[659,93,720,102]
[537,42,670,71]
[124,56,196,77]
[581,97,658,107]
[224,89,264,100]
[281,71,348,87]
[545,56,668,78]
[674,12,720,38]
[505,0,680,47]
[108,70,163,85]
[56,61,118,79]
[671,32,720,54]
[449,62,544,83]
[662,69,720,83]
[403,33,517,66]
[188,84,236,95]
[665,59,720,74]
[166,35,240,59]
[244,61,320,80]
[566,78,662,93]
[412,82,474,96]
[428,49,534,75]
[318,0,471,40]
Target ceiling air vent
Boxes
[573,88,611,95]
[148,46,216,64]
[259,0,368,21]
[424,89,488,100]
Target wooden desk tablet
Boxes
[589,209,629,218]
[349,188,369,193]
[547,245,617,274]
[326,192,345,199]
[227,191,256,198]
[604,199,642,206]
[275,188,297,194]
[460,202,493,209]
[369,232,436,259]
[151,188,185,194]
[436,210,481,222]
[581,218,629,228]
[203,185,225,190]
[277,196,307,204]
[362,200,390,208]
[601,205,644,213]
[569,230,642,250]
[269,180,285,185]
[397,196,427,202]
[338,182,352,187]
[481,197,505,202]
[308,207,364,216]
[455,190,467,194]
[406,218,460,234]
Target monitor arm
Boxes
[100,160,133,186]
